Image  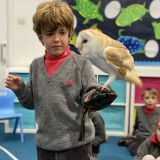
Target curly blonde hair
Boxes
[33,1,74,39]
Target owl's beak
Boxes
[77,45,82,52]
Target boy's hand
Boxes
[5,74,23,91]
[84,86,118,111]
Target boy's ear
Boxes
[38,35,44,45]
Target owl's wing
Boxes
[103,44,142,87]
[103,45,134,71]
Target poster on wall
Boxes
[68,0,160,66]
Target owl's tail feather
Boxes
[125,70,143,87]
[118,67,142,87]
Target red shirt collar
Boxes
[144,106,156,115]
[150,134,160,145]
[45,45,71,60]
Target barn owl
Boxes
[75,28,142,88]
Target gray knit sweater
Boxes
[15,52,99,151]
[134,136,160,160]
[133,106,160,139]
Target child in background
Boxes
[118,87,160,156]
[134,118,160,160]
[5,1,105,160]
[88,111,106,160]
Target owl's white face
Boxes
[75,31,93,57]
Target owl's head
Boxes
[75,29,106,58]
[75,29,92,56]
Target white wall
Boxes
[8,0,44,67]
[0,0,7,87]
[6,0,160,75]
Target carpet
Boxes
[0,123,133,160]
[98,136,133,160]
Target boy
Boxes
[5,1,109,160]
[118,87,160,156]
[134,118,160,160]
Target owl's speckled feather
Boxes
[76,28,142,87]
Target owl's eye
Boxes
[83,39,88,43]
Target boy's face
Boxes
[156,121,160,142]
[40,27,69,56]
[142,91,158,109]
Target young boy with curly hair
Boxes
[5,1,108,160]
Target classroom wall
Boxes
[8,0,44,67]
[6,0,160,68]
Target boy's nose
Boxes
[53,36,60,42]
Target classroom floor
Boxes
[0,132,133,160]
[0,123,134,160]
[99,136,133,160]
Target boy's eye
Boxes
[45,32,53,36]
[144,96,156,100]
[59,31,66,35]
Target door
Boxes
[0,0,7,88]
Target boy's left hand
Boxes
[84,86,118,111]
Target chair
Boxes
[0,88,24,142]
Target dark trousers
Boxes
[37,143,92,160]
[127,136,146,156]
